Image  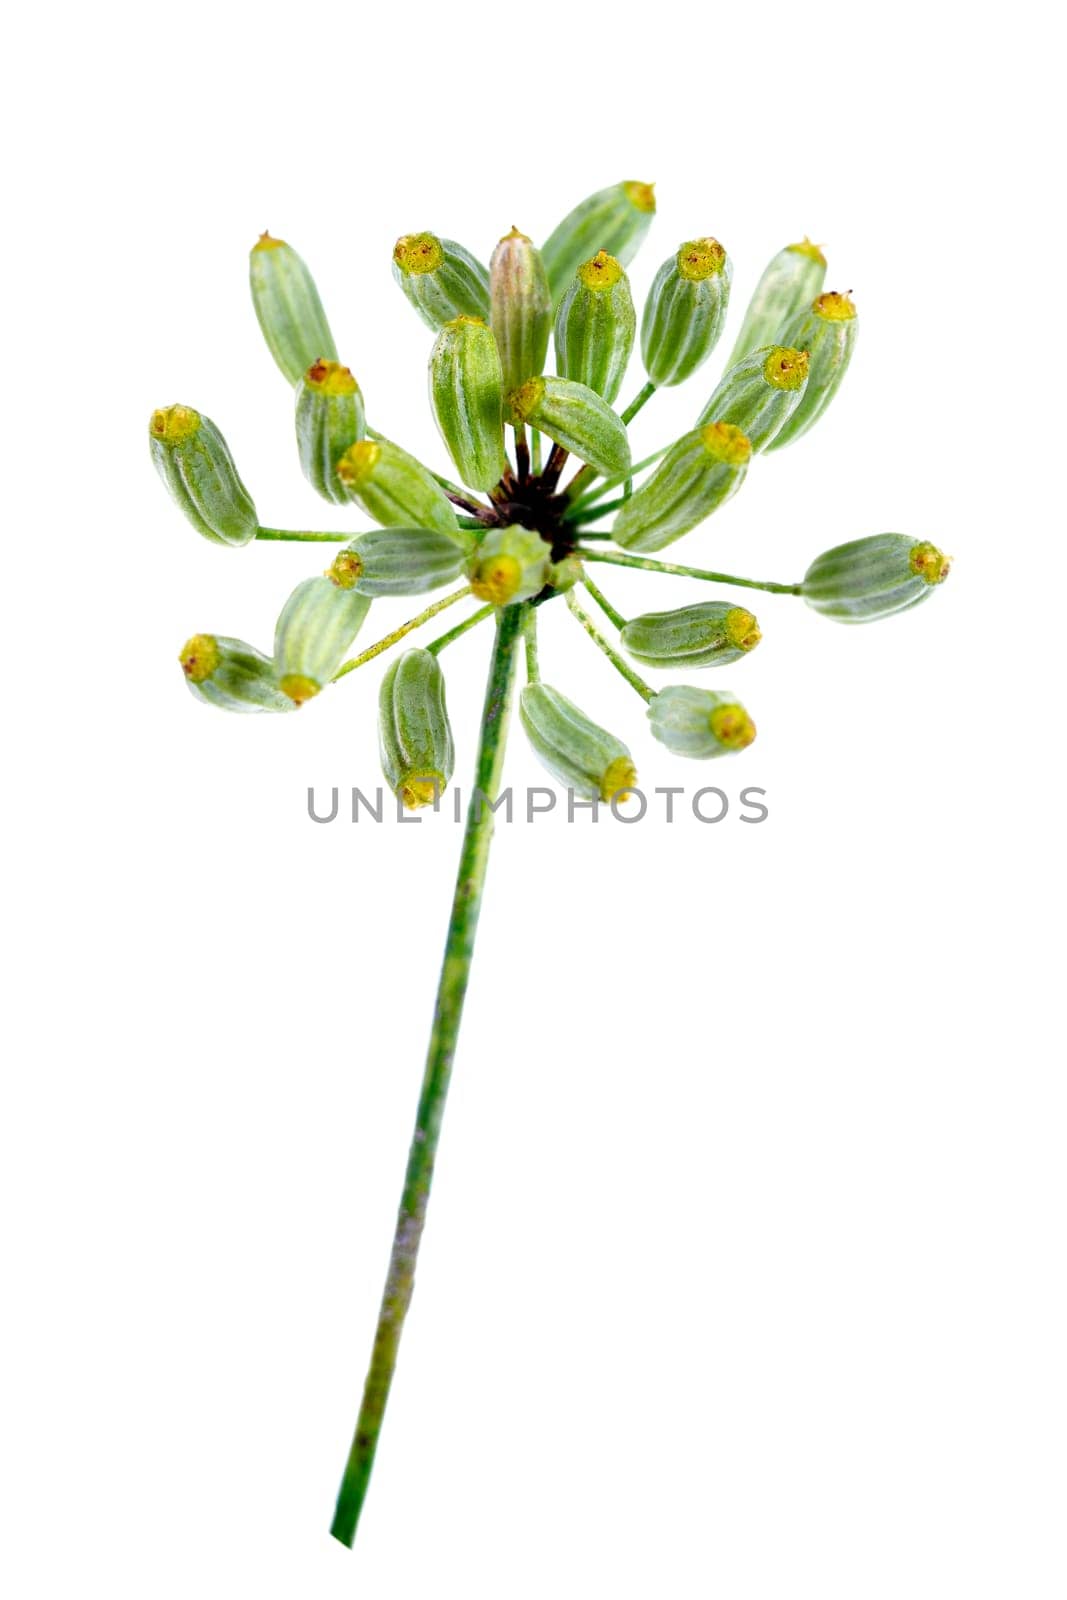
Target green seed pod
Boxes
[178,634,295,713]
[466,525,550,607]
[489,228,552,394]
[621,602,762,669]
[553,251,636,404]
[273,575,372,705]
[520,683,637,802]
[508,375,630,480]
[295,360,367,505]
[378,649,455,810]
[640,238,732,387]
[391,233,490,330]
[802,534,951,622]
[764,292,858,451]
[429,317,507,491]
[541,180,656,306]
[648,686,756,759]
[330,527,472,598]
[696,345,810,451]
[726,239,827,367]
[612,422,751,553]
[335,438,458,534]
[148,405,258,547]
[249,232,336,386]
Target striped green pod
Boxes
[765,292,858,451]
[330,527,472,598]
[391,233,490,330]
[249,232,336,385]
[553,251,636,403]
[489,229,552,394]
[508,375,630,479]
[648,686,756,759]
[696,345,810,451]
[520,683,637,802]
[726,239,827,367]
[466,525,550,607]
[541,180,656,306]
[378,649,455,810]
[641,238,732,387]
[802,534,951,622]
[273,575,372,705]
[178,634,295,713]
[149,405,258,547]
[429,317,507,491]
[335,438,458,533]
[295,360,366,504]
[612,422,751,553]
[621,602,761,669]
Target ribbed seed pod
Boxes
[508,375,630,479]
[296,360,366,504]
[612,422,751,553]
[391,233,490,330]
[489,229,552,394]
[178,634,295,713]
[378,649,455,810]
[765,292,858,451]
[520,684,637,802]
[802,534,951,622]
[466,525,550,607]
[335,439,458,533]
[621,602,761,669]
[641,238,732,387]
[249,233,336,386]
[541,180,656,306]
[553,251,636,403]
[726,239,827,367]
[273,576,372,705]
[330,527,472,598]
[149,405,258,547]
[429,317,507,491]
[696,345,809,451]
[648,686,756,759]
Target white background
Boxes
[3,4,1064,1596]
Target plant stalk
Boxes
[575,547,802,595]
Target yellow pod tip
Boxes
[179,634,218,684]
[710,704,756,750]
[399,772,445,810]
[789,237,827,265]
[470,555,522,606]
[677,237,726,281]
[762,345,809,391]
[336,439,381,487]
[623,181,656,214]
[253,231,287,252]
[578,250,624,290]
[304,359,359,396]
[326,551,364,589]
[814,290,857,321]
[700,421,752,466]
[725,609,761,652]
[393,233,443,275]
[909,542,951,585]
[150,404,201,444]
[601,756,638,803]
[279,674,320,706]
[507,376,545,423]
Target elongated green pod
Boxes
[273,575,372,705]
[648,685,756,758]
[149,405,258,547]
[696,345,809,450]
[553,251,636,403]
[489,229,552,394]
[520,683,637,802]
[249,232,336,385]
[641,238,732,387]
[612,422,750,553]
[335,438,458,534]
[621,602,761,669]
[541,180,656,306]
[378,649,455,810]
[429,317,507,491]
[508,375,630,479]
[392,233,490,330]
[765,292,858,450]
[331,527,472,598]
[179,634,295,713]
[466,525,550,607]
[802,534,951,622]
[296,360,366,504]
[726,239,827,367]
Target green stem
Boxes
[565,589,652,703]
[524,607,540,681]
[529,427,543,476]
[332,587,473,680]
[425,603,495,656]
[575,547,803,595]
[566,496,627,526]
[620,379,657,425]
[580,574,627,631]
[565,444,670,511]
[255,526,349,543]
[331,603,526,1548]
